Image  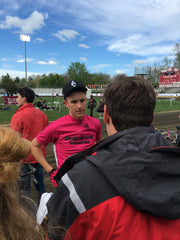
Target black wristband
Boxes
[48,168,56,176]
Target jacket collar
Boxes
[15,103,34,113]
[54,126,155,182]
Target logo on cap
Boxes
[71,81,77,87]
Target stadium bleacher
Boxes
[32,88,62,96]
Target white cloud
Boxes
[78,43,90,49]
[34,37,45,42]
[0,11,48,34]
[0,0,179,77]
[2,0,179,57]
[0,57,12,61]
[37,60,57,65]
[133,60,147,66]
[90,64,112,69]
[54,29,79,42]
[48,60,57,65]
[0,68,42,78]
[133,55,176,66]
[2,64,12,69]
[16,58,33,63]
[48,0,180,56]
[0,0,20,12]
[88,64,112,74]
[115,70,126,74]
[80,57,88,62]
[80,36,87,41]
[107,34,175,56]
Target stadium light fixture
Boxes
[20,34,30,86]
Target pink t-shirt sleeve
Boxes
[36,121,58,146]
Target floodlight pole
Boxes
[24,41,27,85]
[20,35,30,87]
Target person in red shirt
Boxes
[10,87,48,204]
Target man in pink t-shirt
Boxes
[32,80,102,186]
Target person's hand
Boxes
[48,168,58,187]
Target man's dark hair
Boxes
[103,75,156,131]
[18,87,35,103]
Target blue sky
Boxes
[0,0,179,79]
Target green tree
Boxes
[67,62,89,85]
[20,78,26,87]
[14,76,21,83]
[53,74,66,87]
[89,73,111,85]
[14,76,22,89]
[48,73,65,87]
[173,43,180,69]
[39,74,49,87]
[1,74,18,95]
[39,73,65,88]
[33,75,41,88]
[28,76,36,88]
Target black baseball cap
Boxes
[62,80,87,98]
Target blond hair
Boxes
[0,127,31,184]
[0,127,45,240]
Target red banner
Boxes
[3,96,17,105]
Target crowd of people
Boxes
[34,98,54,110]
[1,76,180,240]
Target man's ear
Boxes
[22,96,27,104]
[63,99,68,108]
[104,105,110,124]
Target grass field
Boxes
[0,96,101,124]
[155,99,180,113]
[0,96,180,125]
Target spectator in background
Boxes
[31,80,101,187]
[46,76,180,240]
[88,95,97,117]
[96,97,104,119]
[34,98,43,109]
[10,87,48,204]
[0,127,45,240]
[42,100,48,110]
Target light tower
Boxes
[20,34,30,86]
